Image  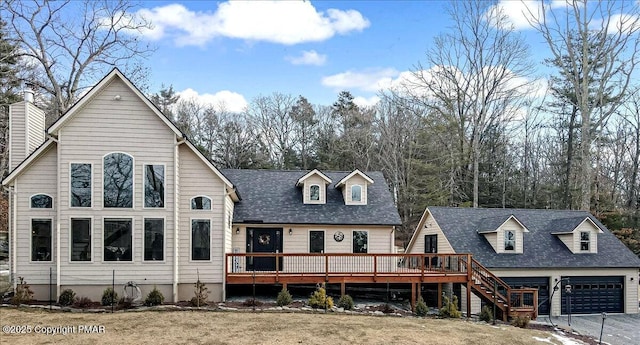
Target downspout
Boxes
[53,134,61,300]
[9,184,17,290]
[174,138,185,302]
[391,226,395,254]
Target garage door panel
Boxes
[561,276,624,314]
[501,277,550,315]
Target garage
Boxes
[501,277,550,315]
[561,276,624,314]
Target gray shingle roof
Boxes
[428,206,640,269]
[222,169,402,226]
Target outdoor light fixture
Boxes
[289,228,293,235]
[113,94,121,101]
[235,228,240,235]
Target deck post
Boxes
[325,255,329,282]
[275,252,279,282]
[411,283,416,312]
[373,255,377,282]
[466,281,471,319]
[437,283,442,308]
[341,281,345,297]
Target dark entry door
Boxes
[246,228,283,271]
[424,235,438,268]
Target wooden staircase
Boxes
[469,258,538,321]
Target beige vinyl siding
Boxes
[57,76,177,285]
[483,233,498,252]
[178,144,226,283]
[14,145,57,284]
[342,175,368,205]
[495,218,525,254]
[9,102,26,170]
[26,102,45,153]
[302,175,327,204]
[556,233,574,253]
[406,212,455,254]
[224,195,234,255]
[490,268,639,315]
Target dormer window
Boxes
[580,231,590,251]
[504,230,515,251]
[310,185,320,201]
[351,185,362,202]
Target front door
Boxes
[246,228,283,271]
[425,235,438,268]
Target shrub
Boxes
[308,285,333,309]
[438,295,461,318]
[118,296,134,309]
[101,287,118,306]
[145,286,165,306]
[511,315,530,328]
[414,296,428,317]
[337,294,354,310]
[479,305,493,322]
[242,298,263,307]
[58,289,76,306]
[276,288,293,306]
[10,277,34,305]
[73,296,93,309]
[190,278,209,307]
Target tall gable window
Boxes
[71,163,91,207]
[351,185,362,202]
[31,219,52,261]
[309,185,320,201]
[353,230,368,253]
[144,165,165,208]
[191,196,211,210]
[104,153,133,208]
[504,230,515,251]
[104,218,132,261]
[71,218,91,261]
[580,231,590,251]
[191,219,211,260]
[31,194,52,208]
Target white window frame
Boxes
[30,217,53,263]
[102,152,135,209]
[29,193,54,209]
[143,217,166,263]
[190,218,212,262]
[504,230,516,251]
[190,195,212,211]
[351,184,363,203]
[69,217,94,263]
[102,217,134,263]
[579,231,590,251]
[309,230,325,253]
[309,184,321,202]
[69,162,93,208]
[143,163,166,209]
[352,230,369,254]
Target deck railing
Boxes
[226,253,470,282]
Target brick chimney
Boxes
[9,86,46,170]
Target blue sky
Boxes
[133,0,638,111]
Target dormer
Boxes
[477,215,529,254]
[551,217,603,254]
[296,169,332,204]
[335,169,374,205]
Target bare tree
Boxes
[4,0,154,120]
[526,0,640,210]
[406,0,534,207]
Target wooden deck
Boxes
[225,253,539,320]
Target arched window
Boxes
[31,194,53,208]
[351,185,362,202]
[191,196,212,210]
[104,153,133,208]
[309,185,320,201]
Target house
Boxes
[405,207,640,316]
[1,68,401,303]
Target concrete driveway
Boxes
[538,314,640,345]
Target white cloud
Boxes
[135,1,370,46]
[177,88,248,113]
[321,68,400,92]
[488,0,570,30]
[607,13,640,34]
[286,50,327,66]
[353,96,380,108]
